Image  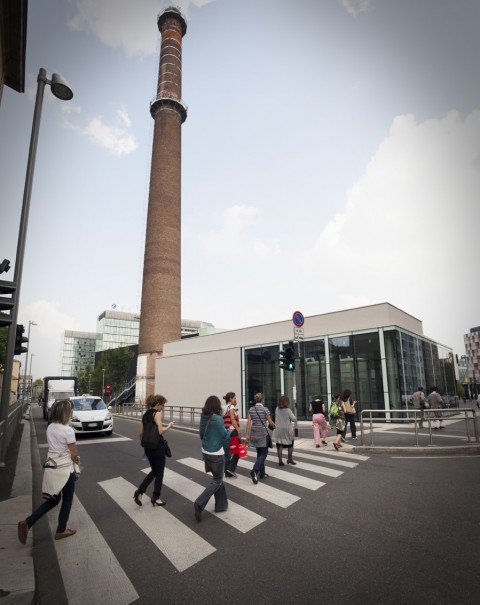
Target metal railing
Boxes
[115,404,203,427]
[359,408,479,447]
[0,400,24,466]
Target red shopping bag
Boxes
[237,443,248,458]
[229,436,240,454]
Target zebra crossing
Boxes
[47,447,368,603]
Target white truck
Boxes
[42,376,77,422]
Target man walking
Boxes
[412,386,426,428]
[427,387,445,429]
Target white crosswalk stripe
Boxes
[235,458,326,490]
[290,451,359,468]
[48,493,139,605]
[99,477,216,571]
[146,467,266,532]
[177,457,300,507]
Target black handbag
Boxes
[141,411,161,450]
[163,439,172,458]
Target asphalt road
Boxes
[30,410,480,605]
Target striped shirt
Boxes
[248,404,270,429]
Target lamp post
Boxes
[24,320,37,403]
[0,68,73,466]
[29,353,35,380]
[102,368,106,398]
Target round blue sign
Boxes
[292,311,304,327]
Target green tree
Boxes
[77,363,94,395]
[94,346,134,398]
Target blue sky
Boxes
[1,0,479,379]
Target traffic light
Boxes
[104,384,112,396]
[279,341,296,372]
[0,279,15,327]
[15,324,28,355]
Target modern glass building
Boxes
[61,331,97,375]
[155,303,455,418]
[96,310,141,352]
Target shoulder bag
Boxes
[141,411,161,450]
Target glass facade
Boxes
[61,331,97,375]
[96,311,140,352]
[242,328,454,420]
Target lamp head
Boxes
[50,73,73,101]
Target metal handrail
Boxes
[115,404,203,427]
[359,408,479,446]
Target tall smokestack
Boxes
[137,7,187,400]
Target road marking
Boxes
[143,467,265,533]
[99,477,216,572]
[300,448,370,461]
[289,450,359,468]
[48,494,139,605]
[39,437,131,448]
[177,458,300,508]
[236,459,325,490]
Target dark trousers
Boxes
[195,453,228,512]
[253,446,268,478]
[27,472,76,533]
[343,413,356,438]
[139,445,166,500]
[225,429,239,473]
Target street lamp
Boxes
[0,68,73,466]
[24,320,37,402]
[29,353,35,379]
[102,368,106,397]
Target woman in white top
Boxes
[18,399,79,544]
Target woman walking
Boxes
[194,396,233,521]
[309,395,328,447]
[223,392,242,478]
[245,393,276,483]
[134,394,173,507]
[329,393,346,450]
[341,389,357,440]
[18,399,79,544]
[273,395,297,465]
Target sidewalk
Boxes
[0,416,35,604]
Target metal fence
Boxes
[115,404,203,428]
[0,401,24,466]
[359,408,479,446]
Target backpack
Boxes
[330,400,339,418]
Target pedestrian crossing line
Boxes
[289,451,359,468]
[177,458,300,508]
[299,448,370,461]
[39,437,131,448]
[236,459,326,490]
[142,467,265,533]
[98,477,216,572]
[237,454,343,478]
[48,493,139,605]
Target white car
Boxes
[70,396,113,436]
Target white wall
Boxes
[155,347,242,409]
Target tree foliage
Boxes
[75,347,134,397]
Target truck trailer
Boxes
[42,376,77,421]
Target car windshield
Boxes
[72,398,107,411]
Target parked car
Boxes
[70,396,113,436]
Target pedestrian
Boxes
[273,395,297,465]
[245,393,276,484]
[194,395,233,521]
[341,389,357,440]
[427,387,445,429]
[477,393,480,409]
[411,386,426,428]
[134,394,174,507]
[329,393,346,450]
[309,395,328,448]
[223,392,242,478]
[18,399,79,544]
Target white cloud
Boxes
[84,114,138,157]
[337,0,375,17]
[298,109,480,351]
[17,300,82,379]
[68,0,218,57]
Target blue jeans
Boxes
[27,472,76,533]
[195,453,228,512]
[139,444,166,500]
[253,446,268,478]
